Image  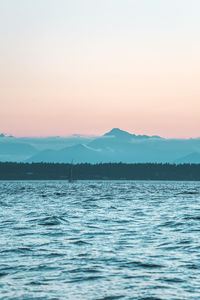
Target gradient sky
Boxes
[0,0,200,138]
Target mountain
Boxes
[19,136,95,151]
[27,144,108,163]
[27,129,163,163]
[0,140,38,162]
[104,128,134,140]
[104,128,161,140]
[1,129,200,164]
[0,135,96,162]
[27,129,200,164]
[175,152,200,164]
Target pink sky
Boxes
[1,1,200,138]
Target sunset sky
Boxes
[0,0,200,138]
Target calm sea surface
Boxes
[0,180,200,299]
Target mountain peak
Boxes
[104,128,162,140]
[104,128,132,139]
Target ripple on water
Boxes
[0,180,200,300]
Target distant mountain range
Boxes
[175,152,200,164]
[0,128,200,163]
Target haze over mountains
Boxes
[0,128,200,163]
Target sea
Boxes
[0,180,200,300]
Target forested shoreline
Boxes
[0,162,200,180]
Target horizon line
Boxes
[1,128,200,140]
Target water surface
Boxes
[0,180,200,299]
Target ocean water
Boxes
[0,180,200,300]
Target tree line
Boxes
[0,162,200,180]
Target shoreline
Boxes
[0,162,200,181]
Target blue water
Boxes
[0,180,200,299]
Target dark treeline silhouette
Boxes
[0,162,200,180]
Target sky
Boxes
[0,0,200,138]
